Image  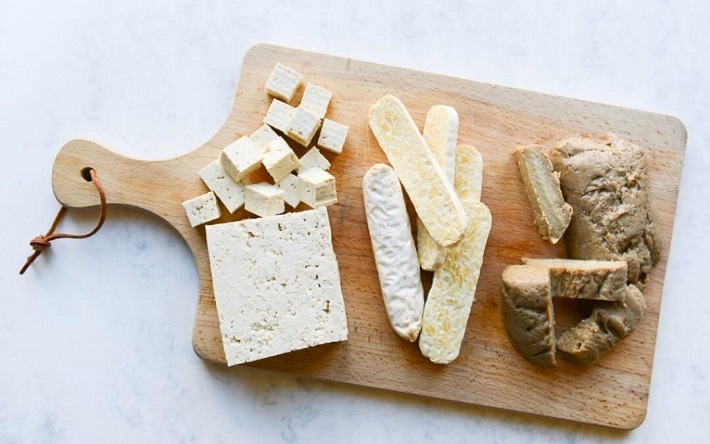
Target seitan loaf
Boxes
[550,135,661,288]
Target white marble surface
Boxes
[1,0,708,442]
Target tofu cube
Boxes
[220,136,263,181]
[182,191,221,227]
[299,84,332,119]
[317,119,349,154]
[276,173,301,208]
[297,147,331,174]
[199,160,250,213]
[245,183,285,217]
[264,63,303,102]
[249,124,280,151]
[285,107,321,147]
[264,99,296,133]
[299,168,337,208]
[262,137,301,182]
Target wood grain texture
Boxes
[50,44,686,429]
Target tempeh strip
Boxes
[368,95,467,247]
[417,105,459,271]
[363,164,424,341]
[419,146,491,363]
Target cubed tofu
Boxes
[264,62,303,102]
[297,147,330,174]
[199,160,249,213]
[276,173,301,208]
[285,107,321,147]
[299,168,337,208]
[264,99,296,133]
[220,136,263,181]
[249,124,280,151]
[245,183,285,217]
[317,119,349,154]
[299,84,332,119]
[262,137,301,182]
[182,191,221,227]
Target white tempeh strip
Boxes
[363,163,425,341]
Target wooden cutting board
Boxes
[51,44,686,429]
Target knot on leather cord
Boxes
[20,168,107,275]
[29,235,52,252]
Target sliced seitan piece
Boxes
[501,265,556,366]
[522,258,627,301]
[515,145,573,244]
[550,135,662,289]
[557,284,646,366]
[593,284,646,339]
[556,318,618,366]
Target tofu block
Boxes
[276,173,301,208]
[182,191,221,227]
[262,137,300,183]
[199,160,249,213]
[264,99,296,133]
[297,147,330,174]
[264,62,303,102]
[299,83,332,119]
[285,106,321,147]
[515,145,572,244]
[249,124,280,151]
[299,168,337,208]
[419,146,492,364]
[522,258,627,301]
[368,95,467,247]
[206,207,348,366]
[417,106,459,271]
[245,183,285,217]
[220,136,263,181]
[363,164,424,341]
[317,119,349,154]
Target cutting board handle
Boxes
[53,139,156,210]
[51,138,220,363]
[51,138,206,225]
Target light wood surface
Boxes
[50,44,686,429]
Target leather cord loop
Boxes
[20,168,107,275]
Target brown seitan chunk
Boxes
[522,258,627,301]
[501,265,556,366]
[550,135,662,288]
[556,318,618,366]
[557,284,646,365]
[594,283,646,339]
[515,145,573,244]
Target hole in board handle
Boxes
[80,167,94,182]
